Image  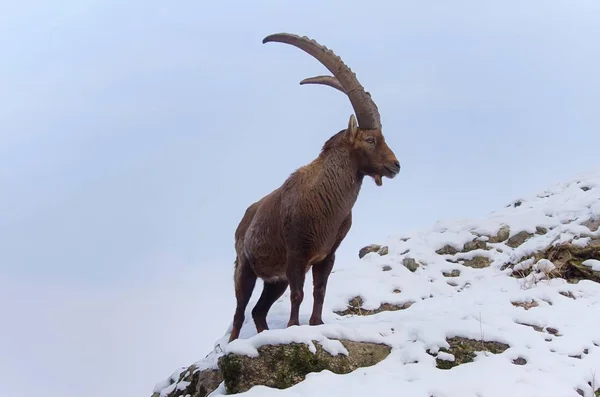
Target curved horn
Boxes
[299,75,346,94]
[263,33,381,130]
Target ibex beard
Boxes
[228,32,400,343]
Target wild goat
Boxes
[228,32,400,342]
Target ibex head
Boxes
[263,33,400,186]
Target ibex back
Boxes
[228,32,400,342]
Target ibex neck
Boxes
[315,148,363,211]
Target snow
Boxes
[154,169,600,397]
[583,260,600,271]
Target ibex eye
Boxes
[366,137,376,144]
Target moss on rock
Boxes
[335,296,413,316]
[462,256,491,268]
[218,340,391,394]
[433,337,509,370]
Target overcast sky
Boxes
[1,0,599,396]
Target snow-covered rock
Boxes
[152,169,600,397]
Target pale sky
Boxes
[1,1,599,396]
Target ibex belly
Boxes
[243,202,288,283]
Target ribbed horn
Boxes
[263,33,381,130]
[299,75,346,94]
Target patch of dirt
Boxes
[335,296,413,316]
[218,339,391,394]
[430,337,509,370]
[511,300,539,310]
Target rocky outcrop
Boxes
[153,339,391,396]
[218,340,391,394]
[152,365,222,397]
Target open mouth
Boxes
[383,165,400,178]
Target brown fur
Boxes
[228,115,399,342]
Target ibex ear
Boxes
[347,114,358,144]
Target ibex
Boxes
[228,33,400,342]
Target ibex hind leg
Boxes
[229,255,257,342]
[251,280,289,333]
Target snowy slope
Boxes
[154,169,600,397]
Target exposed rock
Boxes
[402,257,420,272]
[443,269,461,277]
[506,231,533,248]
[335,296,413,316]
[516,321,561,336]
[581,186,591,192]
[489,225,510,243]
[359,244,380,258]
[516,321,544,332]
[536,226,548,235]
[503,237,600,284]
[382,265,392,272]
[559,290,576,299]
[463,239,489,252]
[152,365,222,397]
[462,256,491,268]
[436,245,459,255]
[545,238,600,283]
[546,327,560,336]
[431,337,509,370]
[359,244,389,259]
[218,339,391,394]
[583,217,600,232]
[512,357,527,365]
[511,300,539,310]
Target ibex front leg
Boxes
[285,250,308,327]
[309,253,335,326]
